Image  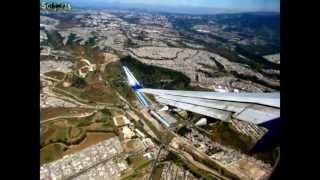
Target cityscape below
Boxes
[40,1,280,179]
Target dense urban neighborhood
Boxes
[40,6,280,180]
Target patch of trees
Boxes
[45,30,64,49]
[72,75,87,88]
[66,33,77,46]
[101,108,112,117]
[77,117,93,127]
[177,126,192,136]
[86,36,97,46]
[120,56,191,90]
[235,45,280,70]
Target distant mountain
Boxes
[213,12,280,34]
[67,1,279,15]
[238,12,280,16]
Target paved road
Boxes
[148,144,165,180]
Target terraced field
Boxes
[40,108,118,164]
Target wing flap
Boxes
[155,96,232,121]
[155,94,280,124]
[157,94,248,113]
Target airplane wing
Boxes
[139,88,280,125]
[122,66,280,125]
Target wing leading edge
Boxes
[139,88,280,108]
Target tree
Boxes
[72,75,87,88]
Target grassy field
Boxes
[40,107,94,121]
[85,122,115,132]
[69,127,81,138]
[76,110,113,128]
[69,45,105,64]
[63,132,116,155]
[41,125,56,148]
[103,61,136,102]
[121,154,152,180]
[128,155,151,169]
[121,170,149,180]
[81,83,120,103]
[40,143,67,165]
[152,164,164,180]
[126,139,140,149]
[58,82,120,104]
[51,87,91,104]
[41,128,116,164]
[51,127,69,143]
[211,122,252,152]
[139,115,162,140]
[44,70,66,81]
[53,61,121,104]
[40,107,118,164]
[41,124,87,146]
[123,139,144,153]
[61,40,106,64]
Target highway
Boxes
[147,144,165,180]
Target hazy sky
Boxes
[66,0,280,12]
